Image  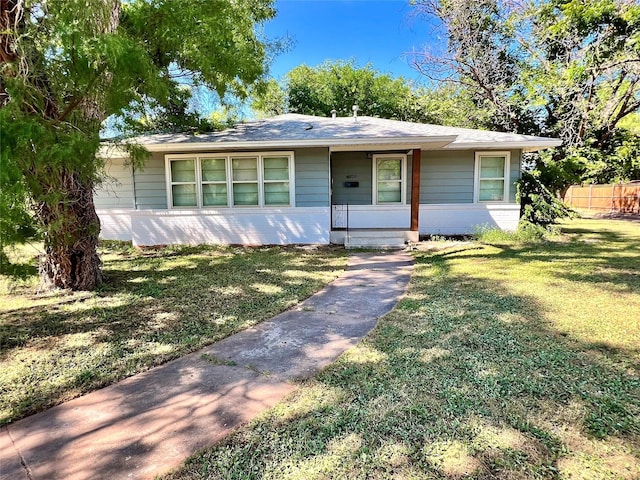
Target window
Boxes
[475,152,510,203]
[232,157,259,206]
[373,154,406,204]
[263,156,291,206]
[170,158,197,207]
[201,157,228,206]
[166,152,294,208]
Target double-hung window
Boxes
[232,156,259,206]
[263,156,291,205]
[475,152,510,203]
[201,157,228,206]
[166,152,294,208]
[170,158,198,207]
[373,154,406,205]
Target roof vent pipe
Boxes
[331,109,337,119]
[352,104,359,121]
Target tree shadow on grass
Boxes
[436,226,640,296]
[164,238,640,480]
[0,260,37,280]
[0,246,346,424]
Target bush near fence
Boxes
[564,183,640,213]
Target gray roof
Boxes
[125,114,561,153]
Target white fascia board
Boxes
[98,145,129,159]
[445,139,562,152]
[329,138,456,152]
[101,135,458,157]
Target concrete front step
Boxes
[331,229,416,249]
[345,235,407,249]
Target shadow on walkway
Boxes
[0,252,413,480]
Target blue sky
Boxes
[263,0,442,84]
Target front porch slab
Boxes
[330,229,418,248]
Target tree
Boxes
[411,0,640,193]
[115,85,240,137]
[0,0,276,290]
[0,145,38,271]
[414,83,495,129]
[254,60,440,122]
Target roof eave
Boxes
[328,136,457,152]
[101,135,459,157]
[99,136,562,159]
[445,140,562,152]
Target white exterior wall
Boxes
[332,205,411,229]
[97,209,134,241]
[419,204,520,235]
[127,207,330,246]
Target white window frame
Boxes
[167,157,199,208]
[201,155,232,208]
[474,151,511,204]
[261,154,296,207]
[230,154,261,207]
[165,151,295,209]
[372,153,407,205]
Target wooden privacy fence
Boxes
[564,183,640,213]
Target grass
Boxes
[164,218,640,480]
[0,242,347,425]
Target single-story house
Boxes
[96,113,561,248]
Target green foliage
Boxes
[474,222,548,243]
[618,112,640,135]
[517,170,575,229]
[412,0,640,195]
[1,0,276,288]
[0,120,39,251]
[252,62,498,130]
[117,87,240,136]
[254,61,440,122]
[566,131,640,185]
[416,84,495,129]
[251,79,288,117]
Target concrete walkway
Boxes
[0,252,413,480]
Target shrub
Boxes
[517,170,575,229]
[474,222,548,244]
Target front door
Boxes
[330,151,410,230]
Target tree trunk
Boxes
[2,0,121,291]
[37,170,103,290]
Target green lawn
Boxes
[165,218,640,480]
[0,243,347,425]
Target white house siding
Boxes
[415,149,522,234]
[419,204,520,235]
[97,209,134,241]
[95,146,524,243]
[332,205,411,229]
[130,207,330,246]
[95,148,331,244]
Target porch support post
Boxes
[410,148,421,231]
